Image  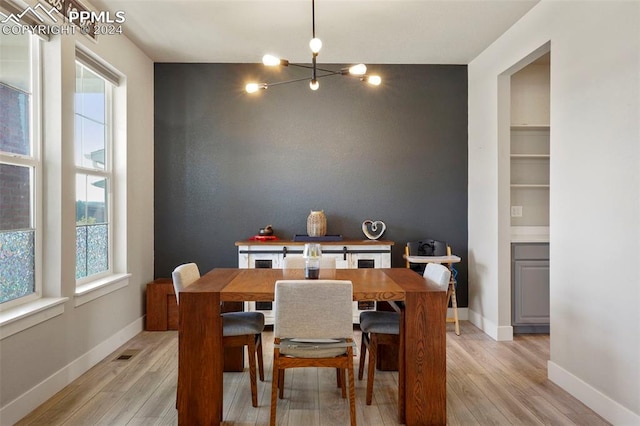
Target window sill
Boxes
[0,297,68,340]
[75,273,131,307]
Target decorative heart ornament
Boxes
[362,220,386,240]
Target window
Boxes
[0,32,40,306]
[74,63,113,283]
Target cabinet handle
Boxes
[343,246,347,261]
[283,247,287,258]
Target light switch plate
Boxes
[511,206,523,217]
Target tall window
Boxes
[0,32,40,305]
[75,63,112,282]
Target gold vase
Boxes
[306,210,327,237]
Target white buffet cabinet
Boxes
[236,240,394,325]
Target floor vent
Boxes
[114,349,140,361]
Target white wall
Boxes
[468,1,639,424]
[0,5,154,424]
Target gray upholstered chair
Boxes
[282,255,346,388]
[281,255,337,269]
[172,263,265,407]
[358,263,451,410]
[270,279,356,426]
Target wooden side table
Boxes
[146,278,177,331]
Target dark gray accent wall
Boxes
[154,63,469,306]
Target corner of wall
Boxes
[468,309,513,341]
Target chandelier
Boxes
[245,0,382,94]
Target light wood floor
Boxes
[16,321,610,425]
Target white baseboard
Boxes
[0,316,144,426]
[468,309,513,341]
[448,307,469,321]
[548,361,640,426]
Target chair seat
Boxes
[278,338,351,358]
[223,312,265,336]
[359,311,400,335]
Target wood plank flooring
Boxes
[15,321,610,425]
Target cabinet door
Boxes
[348,253,383,269]
[244,251,280,324]
[246,253,282,269]
[512,259,550,325]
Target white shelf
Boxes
[510,184,550,188]
[510,154,550,159]
[510,124,549,224]
[510,124,550,130]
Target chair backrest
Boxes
[274,280,353,340]
[406,239,448,273]
[423,263,451,289]
[282,256,337,269]
[171,263,200,304]
[407,239,448,257]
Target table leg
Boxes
[398,307,406,424]
[178,291,224,425]
[404,290,447,425]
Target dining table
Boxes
[177,267,447,425]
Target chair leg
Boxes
[446,245,461,336]
[340,369,347,398]
[278,369,285,399]
[365,334,377,405]
[347,349,357,426]
[358,332,368,380]
[247,336,258,407]
[270,348,280,426]
[336,368,341,388]
[175,375,180,409]
[256,333,265,381]
[450,283,460,335]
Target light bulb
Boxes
[262,55,281,66]
[309,79,319,91]
[348,64,367,76]
[367,75,382,86]
[309,38,322,54]
[246,83,266,93]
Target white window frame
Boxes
[0,35,42,311]
[73,48,129,306]
[74,63,114,286]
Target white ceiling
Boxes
[89,0,539,64]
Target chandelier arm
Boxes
[264,71,343,89]
[286,63,316,71]
[287,63,341,76]
[315,72,342,79]
[266,76,317,87]
[314,67,341,75]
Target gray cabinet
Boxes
[512,243,549,333]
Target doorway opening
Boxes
[498,43,550,338]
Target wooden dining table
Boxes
[177,267,447,425]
